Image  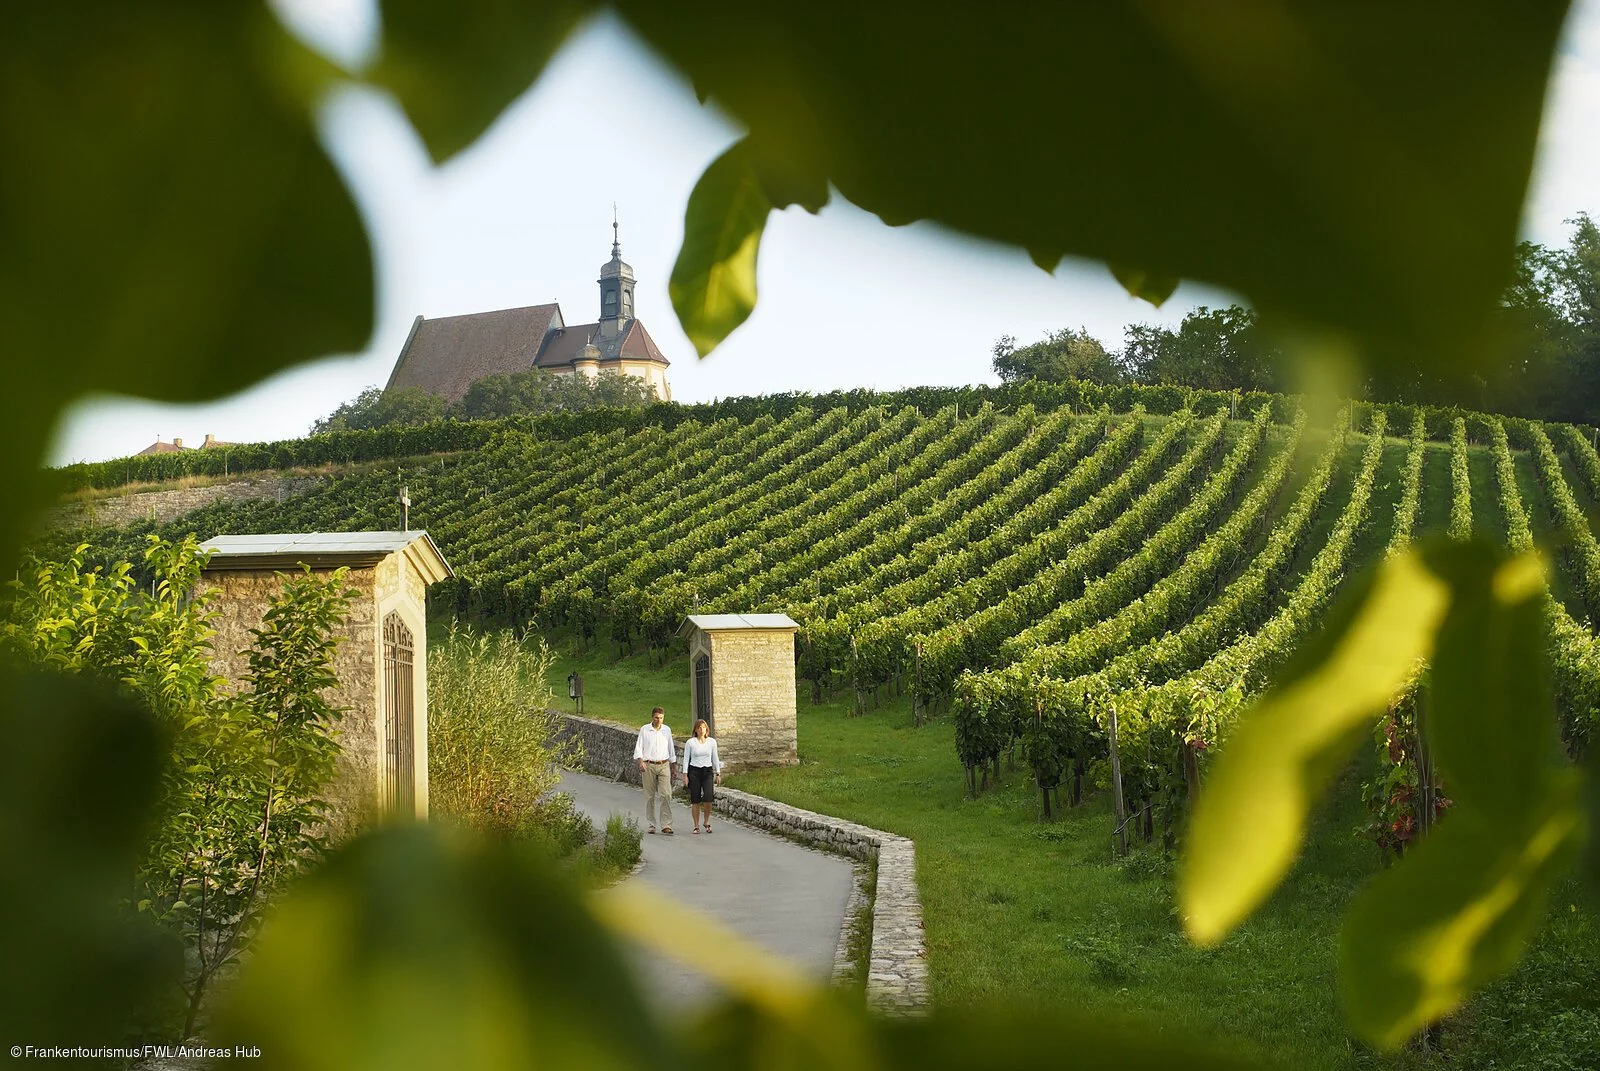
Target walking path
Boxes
[557,769,856,1012]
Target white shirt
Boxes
[682,736,721,774]
[634,722,676,763]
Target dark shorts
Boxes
[687,765,715,804]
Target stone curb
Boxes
[712,788,929,1015]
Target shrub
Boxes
[426,624,581,837]
[0,536,355,1038]
[597,813,643,875]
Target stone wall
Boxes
[713,789,928,1015]
[707,629,798,769]
[554,712,686,786]
[202,566,381,835]
[48,474,322,531]
[558,712,927,1014]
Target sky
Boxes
[48,2,1600,465]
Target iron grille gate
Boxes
[694,652,713,735]
[384,612,415,816]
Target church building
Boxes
[385,223,671,404]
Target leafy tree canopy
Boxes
[308,386,446,435]
[997,215,1600,424]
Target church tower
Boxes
[598,213,635,339]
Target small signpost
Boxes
[567,671,584,715]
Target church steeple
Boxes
[598,207,635,337]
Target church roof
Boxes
[386,303,563,403]
[536,319,670,369]
[386,305,669,404]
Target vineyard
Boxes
[39,397,1600,824]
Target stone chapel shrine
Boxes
[384,220,672,404]
[199,531,454,825]
[678,614,800,770]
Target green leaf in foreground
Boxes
[670,139,775,356]
[372,0,596,162]
[1181,548,1449,945]
[0,670,178,1047]
[1109,265,1180,307]
[1340,774,1583,1049]
[1,3,372,567]
[1339,544,1583,1048]
[216,825,660,1071]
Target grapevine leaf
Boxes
[670,140,774,357]
[1340,774,1583,1049]
[1109,264,1180,307]
[1423,545,1552,821]
[216,825,659,1071]
[0,670,180,1047]
[1,3,371,565]
[619,0,1568,371]
[371,0,596,163]
[1181,548,1450,945]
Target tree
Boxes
[992,327,1124,385]
[457,368,657,421]
[1122,305,1283,392]
[308,386,446,434]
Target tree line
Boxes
[996,215,1600,425]
[310,368,660,434]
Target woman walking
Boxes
[682,719,722,834]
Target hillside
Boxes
[35,393,1600,1067]
[41,398,1600,784]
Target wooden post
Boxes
[1108,699,1128,856]
[1182,741,1201,810]
[913,642,924,728]
[850,635,864,718]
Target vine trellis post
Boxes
[912,641,924,728]
[1108,697,1128,857]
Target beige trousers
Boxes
[641,762,674,828]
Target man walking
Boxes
[634,706,676,835]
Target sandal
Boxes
[647,826,656,834]
[662,827,674,835]
[692,827,700,834]
[704,824,713,834]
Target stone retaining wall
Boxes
[49,475,323,531]
[712,788,927,1015]
[558,712,928,1014]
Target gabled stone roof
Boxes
[537,319,671,369]
[385,304,564,404]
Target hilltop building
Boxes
[385,222,671,405]
[134,433,234,456]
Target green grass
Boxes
[518,632,1590,1071]
[543,636,691,729]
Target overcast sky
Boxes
[47,2,1600,465]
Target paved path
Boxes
[557,769,855,1013]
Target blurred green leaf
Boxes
[371,0,596,162]
[670,140,774,356]
[1181,548,1449,944]
[610,0,1566,368]
[0,669,179,1045]
[1110,265,1180,307]
[1340,774,1584,1049]
[1336,543,1582,1047]
[216,825,660,1071]
[1424,546,1552,820]
[1,2,371,563]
